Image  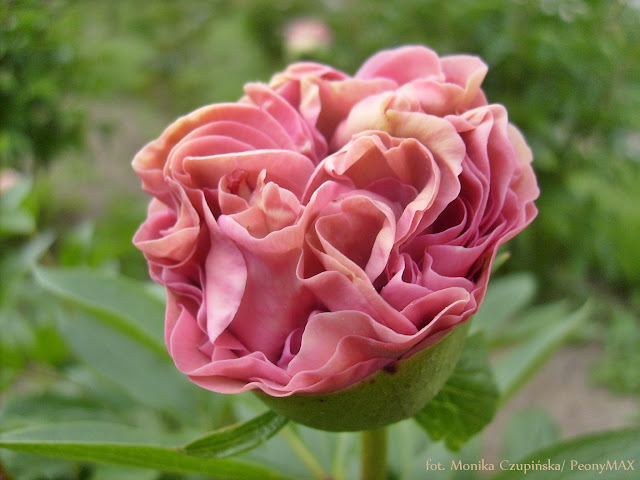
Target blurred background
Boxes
[1,0,639,478]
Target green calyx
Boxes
[256,321,470,432]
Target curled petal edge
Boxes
[256,321,470,431]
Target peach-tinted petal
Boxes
[440,54,488,109]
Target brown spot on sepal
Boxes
[383,362,398,374]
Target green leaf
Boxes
[394,423,483,480]
[57,309,197,413]
[386,420,431,480]
[33,266,166,355]
[0,450,74,480]
[278,425,334,480]
[471,273,537,339]
[91,464,159,480]
[501,408,560,463]
[414,333,499,451]
[493,302,590,402]
[491,428,640,479]
[0,391,120,426]
[488,300,572,347]
[0,422,297,480]
[180,411,288,459]
[0,209,36,236]
[231,397,334,480]
[0,176,37,236]
[0,234,53,305]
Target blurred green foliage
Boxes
[593,308,640,394]
[1,0,639,476]
[0,1,85,170]
[6,0,638,300]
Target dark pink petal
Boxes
[187,351,292,395]
[286,310,409,376]
[298,265,417,335]
[167,295,208,374]
[201,197,248,348]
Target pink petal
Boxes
[226,248,315,362]
[133,198,200,266]
[244,82,327,162]
[313,193,395,282]
[182,149,315,199]
[356,45,443,84]
[440,54,489,109]
[201,194,248,348]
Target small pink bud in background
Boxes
[283,17,332,57]
[0,169,20,194]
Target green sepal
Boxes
[256,322,470,432]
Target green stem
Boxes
[332,432,349,480]
[280,425,330,480]
[360,428,387,480]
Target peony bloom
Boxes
[133,46,538,413]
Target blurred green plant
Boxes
[0,171,63,393]
[0,269,601,480]
[593,308,640,394]
[65,0,271,114]
[1,1,639,477]
[0,1,85,171]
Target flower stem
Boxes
[360,428,387,480]
[280,425,329,480]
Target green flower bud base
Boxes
[256,321,470,431]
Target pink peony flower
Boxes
[133,45,538,400]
